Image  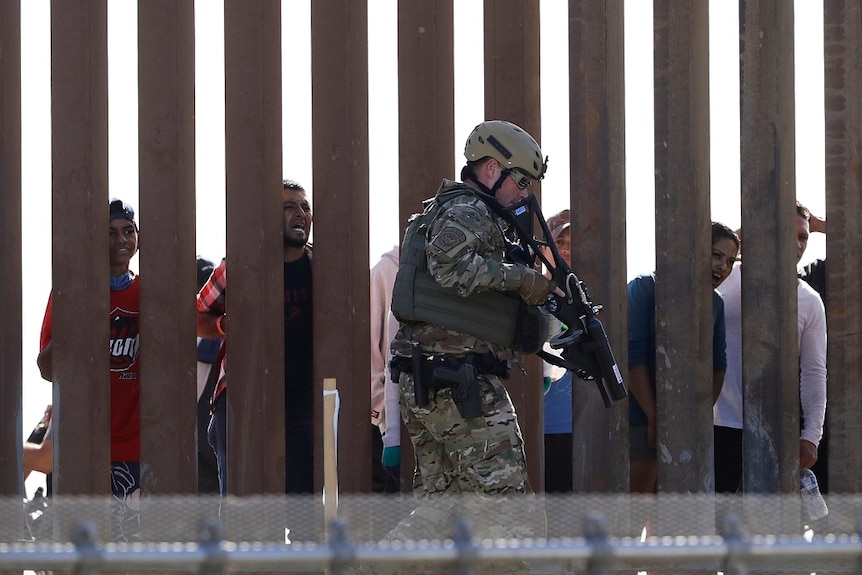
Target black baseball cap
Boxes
[109,198,136,223]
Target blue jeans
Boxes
[207,393,314,495]
[207,393,228,496]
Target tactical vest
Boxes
[391,182,524,349]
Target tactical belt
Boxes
[390,352,508,386]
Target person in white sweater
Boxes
[370,246,401,492]
[713,202,827,493]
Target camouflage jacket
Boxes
[391,179,523,357]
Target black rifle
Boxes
[500,194,628,408]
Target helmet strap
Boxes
[461,164,507,198]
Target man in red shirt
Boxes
[37,198,142,541]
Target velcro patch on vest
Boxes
[431,227,467,252]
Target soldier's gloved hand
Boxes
[381,445,401,481]
[518,266,556,305]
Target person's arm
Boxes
[196,259,228,338]
[370,253,396,427]
[627,275,657,446]
[23,436,53,478]
[197,310,225,338]
[37,293,54,381]
[712,371,725,405]
[381,314,402,480]
[426,199,554,302]
[799,287,827,469]
[23,407,53,478]
[627,364,657,447]
[37,341,53,382]
[809,213,826,234]
[383,362,401,448]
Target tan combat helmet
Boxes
[464,120,548,181]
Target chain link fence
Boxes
[1,493,861,574]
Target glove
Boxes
[381,446,401,480]
[518,266,556,305]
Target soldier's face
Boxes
[495,172,530,207]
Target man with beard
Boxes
[197,179,314,494]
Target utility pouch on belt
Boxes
[411,343,429,407]
[433,357,483,419]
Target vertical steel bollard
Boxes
[584,514,611,575]
[721,514,748,575]
[855,514,862,575]
[199,519,226,575]
[327,518,355,575]
[72,523,100,575]
[451,516,477,575]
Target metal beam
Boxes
[823,0,862,494]
[223,0,285,495]
[653,0,713,495]
[311,0,371,494]
[50,0,111,496]
[0,0,23,502]
[568,0,628,494]
[396,1,456,491]
[483,0,545,492]
[137,0,197,496]
[739,0,799,496]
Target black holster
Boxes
[432,357,483,419]
[391,351,506,420]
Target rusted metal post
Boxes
[223,0,285,495]
[398,1,455,210]
[739,0,799,495]
[311,0,372,493]
[397,1,456,491]
[483,0,545,492]
[137,0,197,495]
[568,0,628,494]
[50,0,111,496]
[653,0,713,495]
[0,0,23,501]
[823,0,862,494]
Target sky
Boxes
[18,0,826,497]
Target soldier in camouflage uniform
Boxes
[386,120,557,547]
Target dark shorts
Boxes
[714,425,743,494]
[110,461,141,542]
[629,424,657,461]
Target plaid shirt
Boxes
[197,259,227,398]
[197,259,227,315]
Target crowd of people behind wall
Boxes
[21,120,830,544]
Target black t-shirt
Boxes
[800,258,826,308]
[284,253,313,420]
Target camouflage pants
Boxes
[391,370,541,541]
[400,370,531,497]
